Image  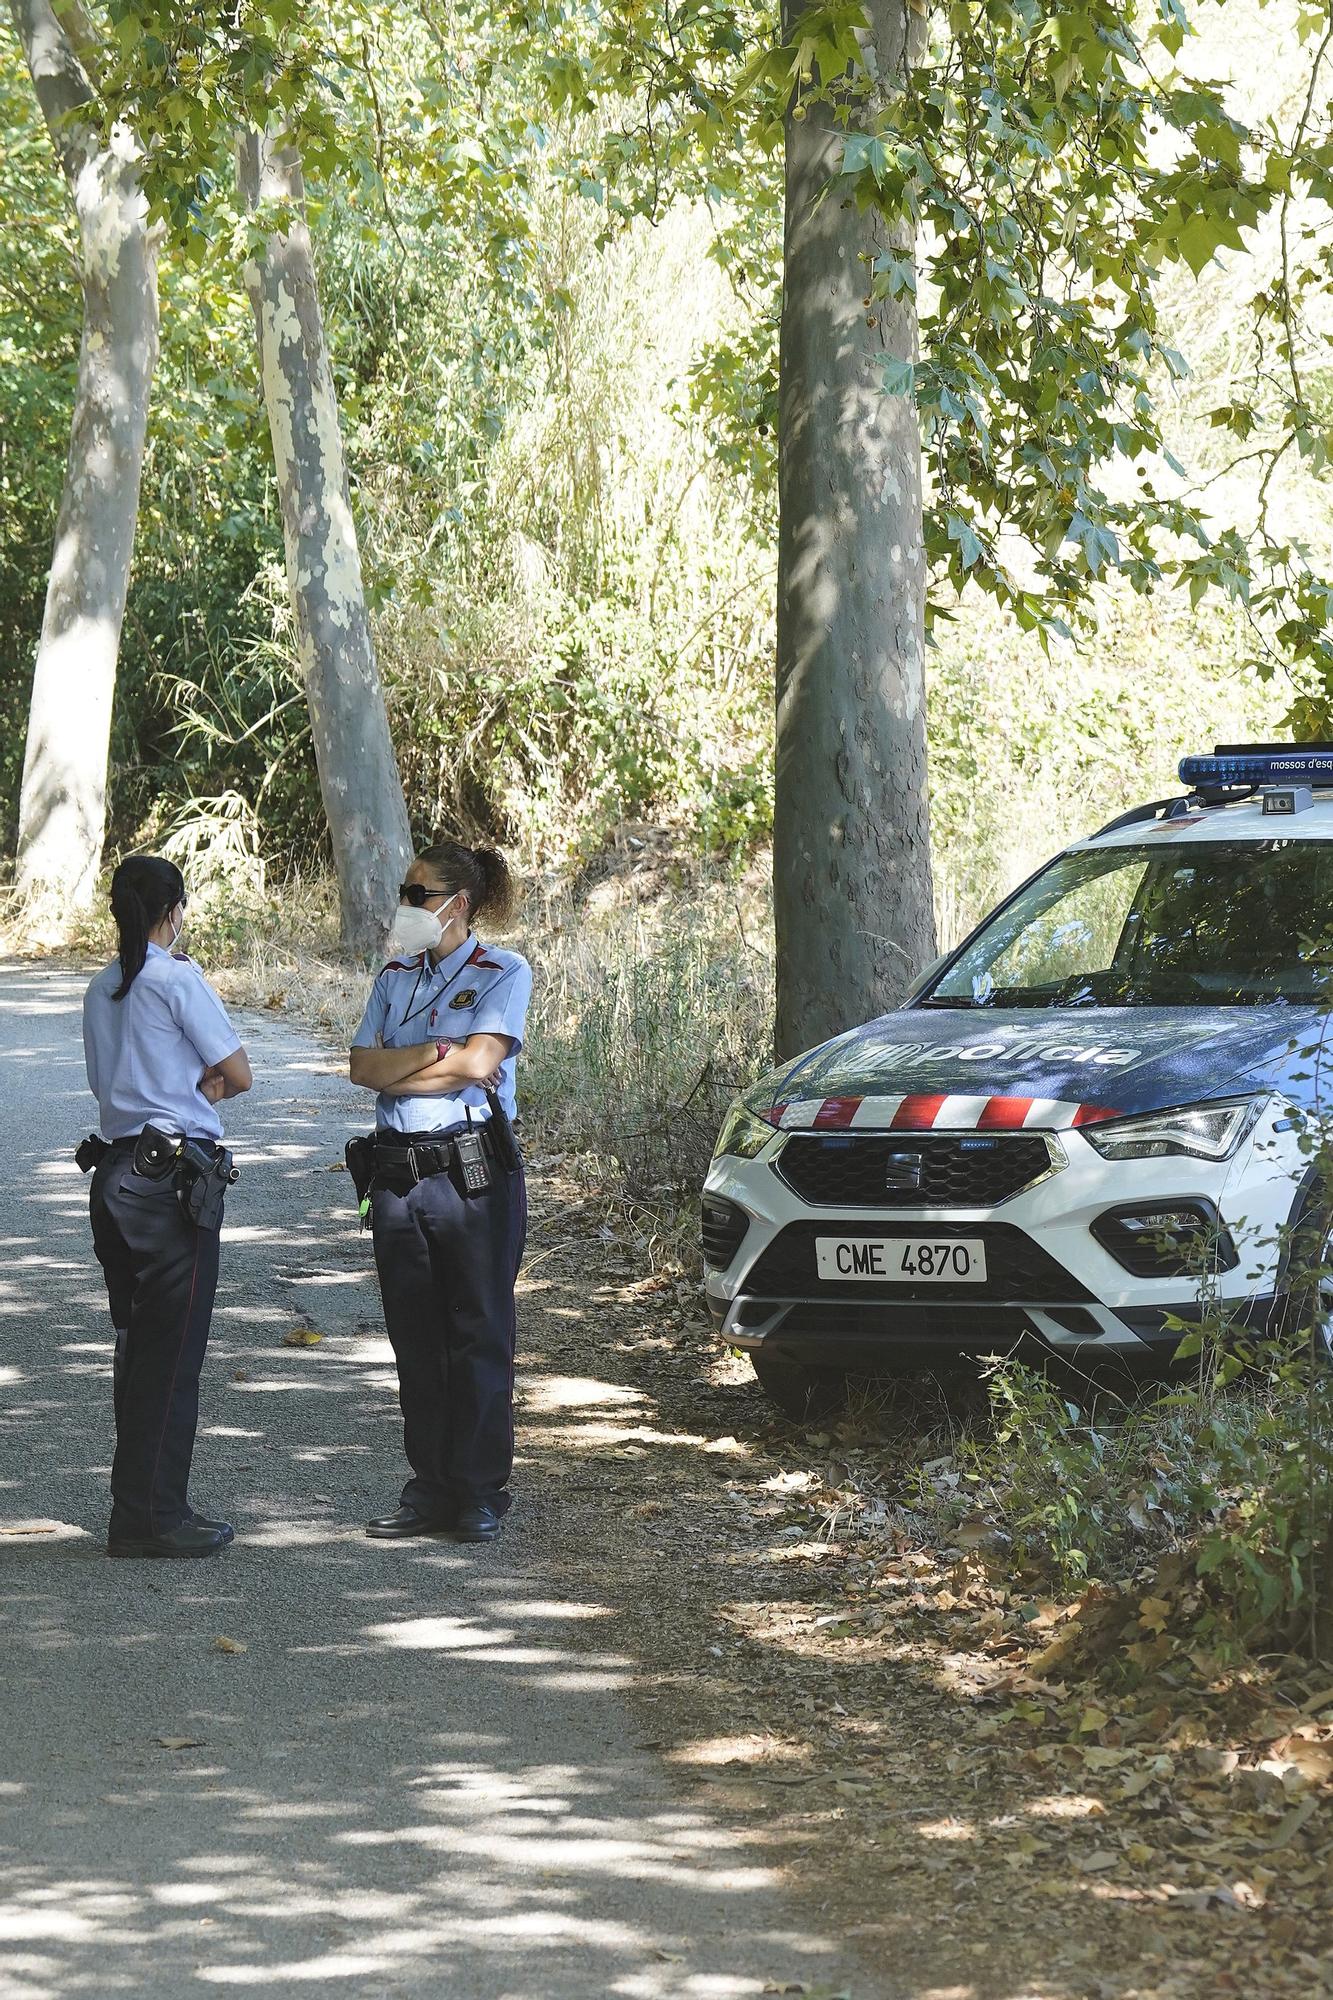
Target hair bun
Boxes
[417,840,517,927]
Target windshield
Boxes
[926,840,1333,1008]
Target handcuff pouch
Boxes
[133,1125,179,1180]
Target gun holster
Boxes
[177,1138,238,1231]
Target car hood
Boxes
[743,1004,1321,1130]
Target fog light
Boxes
[1091,1201,1237,1279]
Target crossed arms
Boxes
[200,1048,254,1105]
[349,1035,510,1098]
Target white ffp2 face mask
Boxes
[389,904,445,955]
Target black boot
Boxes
[366,1505,455,1540]
[453,1502,503,1543]
[108,1522,229,1559]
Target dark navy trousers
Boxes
[370,1153,526,1517]
[89,1149,220,1539]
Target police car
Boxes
[704,745,1333,1415]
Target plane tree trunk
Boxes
[773,0,935,1060]
[9,0,158,909]
[237,129,411,959]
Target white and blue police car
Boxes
[704,745,1333,1415]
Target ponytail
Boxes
[109,855,186,1001]
[471,847,516,927]
[417,840,517,928]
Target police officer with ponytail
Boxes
[81,856,252,1558]
[350,841,530,1543]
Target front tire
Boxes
[1272,1198,1333,1365]
[750,1351,849,1422]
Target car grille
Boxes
[776,1133,1053,1207]
[773,1303,1034,1347]
[742,1221,1092,1303]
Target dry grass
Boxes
[1,853,773,1247]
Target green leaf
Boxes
[946,512,983,570]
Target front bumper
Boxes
[706,1289,1275,1368]
[702,1114,1300,1370]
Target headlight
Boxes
[713,1100,774,1161]
[1082,1097,1264,1163]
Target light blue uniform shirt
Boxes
[352,934,531,1134]
[83,944,242,1143]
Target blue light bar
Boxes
[1179,748,1333,788]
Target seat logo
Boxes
[885,1151,924,1190]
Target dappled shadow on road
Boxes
[0,971,844,2000]
[503,1171,1333,2000]
[0,1531,820,1997]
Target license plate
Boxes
[814,1237,987,1284]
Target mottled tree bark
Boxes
[10,0,158,908]
[773,0,935,1060]
[237,130,411,959]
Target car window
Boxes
[928,840,1333,1007]
[974,857,1148,996]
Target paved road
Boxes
[0,962,859,2000]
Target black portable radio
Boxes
[453,1129,491,1195]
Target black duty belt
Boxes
[344,1094,521,1223]
[75,1125,237,1229]
[372,1125,493,1189]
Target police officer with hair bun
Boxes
[349,840,531,1544]
[81,855,252,1558]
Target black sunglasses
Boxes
[398,883,454,907]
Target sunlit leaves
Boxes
[66,0,1333,712]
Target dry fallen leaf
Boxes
[956,1514,1002,1550]
[283,1328,324,1347]
[1269,1733,1333,1786]
[1261,1793,1319,1851]
[214,1635,247,1655]
[1167,1884,1248,1914]
[1082,1744,1131,1771]
[158,1736,203,1750]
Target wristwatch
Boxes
[435,1039,451,1064]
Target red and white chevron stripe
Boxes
[761,1093,1118,1132]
